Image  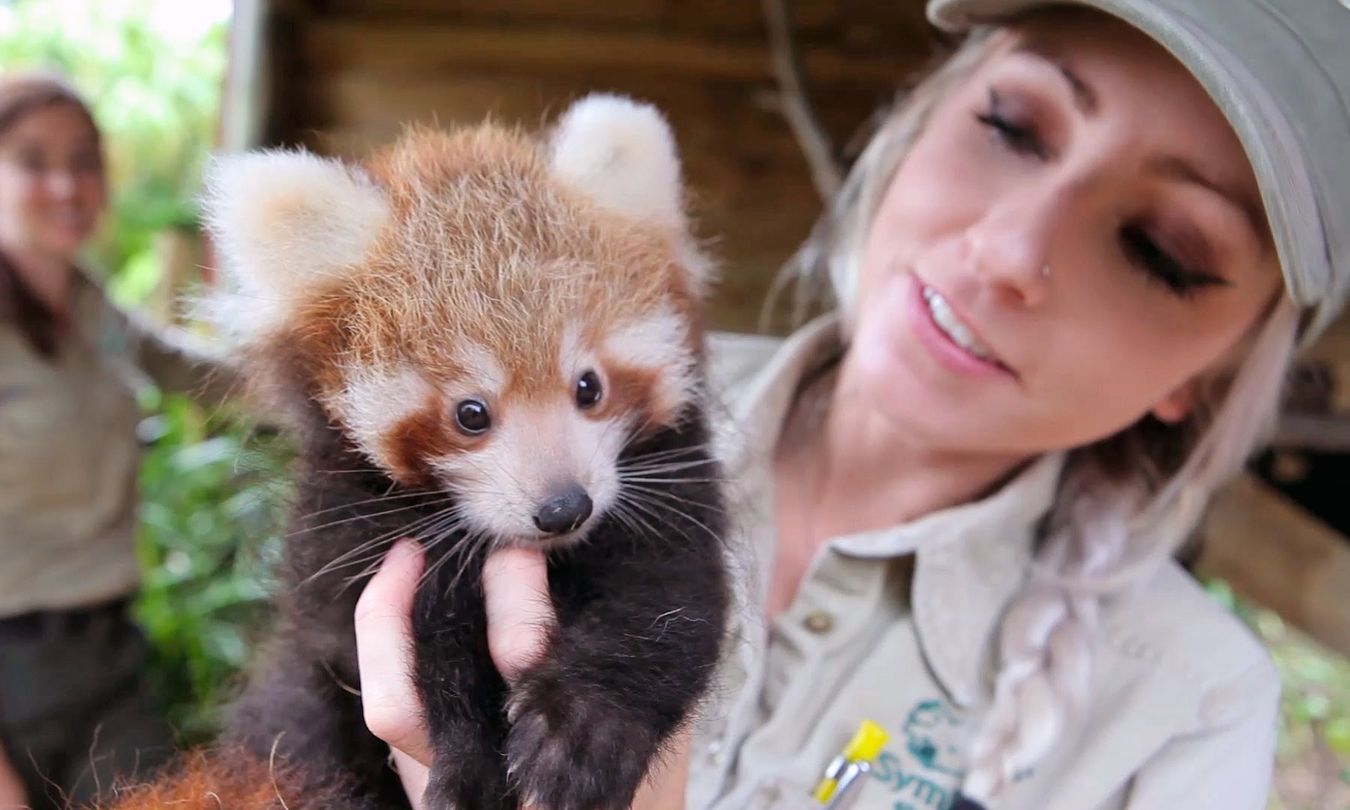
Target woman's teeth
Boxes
[921,286,996,362]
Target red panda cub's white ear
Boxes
[548,94,685,231]
[201,149,389,340]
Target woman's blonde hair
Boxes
[772,21,1299,807]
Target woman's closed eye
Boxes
[1118,221,1229,299]
[975,87,1049,160]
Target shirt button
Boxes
[803,610,834,634]
[707,739,725,764]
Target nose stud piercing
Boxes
[1040,264,1051,278]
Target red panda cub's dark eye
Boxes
[454,399,491,435]
[575,370,603,409]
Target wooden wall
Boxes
[249,0,944,333]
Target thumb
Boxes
[483,546,555,682]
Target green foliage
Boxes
[132,393,292,742]
[0,0,252,741]
[1210,579,1350,809]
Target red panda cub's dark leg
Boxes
[498,412,729,810]
[410,552,517,810]
[399,415,730,810]
[220,420,447,809]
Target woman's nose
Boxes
[44,170,78,200]
[964,193,1062,307]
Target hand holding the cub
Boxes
[355,540,691,810]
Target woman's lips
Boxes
[906,274,1016,379]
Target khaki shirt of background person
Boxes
[0,270,230,619]
[678,320,1279,810]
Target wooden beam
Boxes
[1195,473,1350,656]
[303,0,846,39]
[1300,311,1350,412]
[301,21,914,85]
[219,0,269,151]
[1273,411,1350,454]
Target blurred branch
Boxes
[761,0,844,202]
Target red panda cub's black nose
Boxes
[533,485,593,534]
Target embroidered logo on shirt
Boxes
[870,698,968,809]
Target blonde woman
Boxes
[354,1,1348,808]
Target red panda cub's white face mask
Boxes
[202,94,711,548]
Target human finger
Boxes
[355,538,434,766]
[483,546,555,682]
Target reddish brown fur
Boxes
[383,394,475,486]
[263,123,701,462]
[602,364,662,432]
[92,748,353,810]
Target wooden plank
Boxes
[301,0,914,44]
[300,21,925,85]
[218,0,269,151]
[1195,474,1350,656]
[1300,311,1350,412]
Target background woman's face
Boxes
[0,102,106,264]
[849,14,1282,456]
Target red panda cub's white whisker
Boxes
[303,499,464,585]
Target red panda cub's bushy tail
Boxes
[87,747,361,810]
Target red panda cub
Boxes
[192,95,730,810]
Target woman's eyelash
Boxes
[971,86,1228,301]
[974,88,1048,160]
[1119,224,1228,298]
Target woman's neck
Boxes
[6,245,72,318]
[768,354,1033,616]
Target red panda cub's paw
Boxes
[423,721,514,810]
[504,665,660,810]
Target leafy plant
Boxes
[0,0,251,742]
[131,394,292,742]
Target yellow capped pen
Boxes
[810,720,890,805]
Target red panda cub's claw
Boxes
[197,93,730,809]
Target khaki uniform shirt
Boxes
[0,272,223,616]
[688,316,1280,810]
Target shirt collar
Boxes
[719,313,1065,708]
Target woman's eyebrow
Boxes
[1147,154,1267,243]
[1013,46,1098,114]
[1012,45,1267,247]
